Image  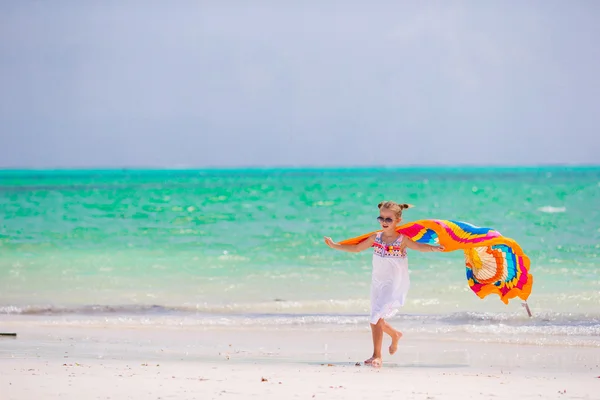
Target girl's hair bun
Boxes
[377,201,415,217]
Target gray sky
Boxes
[1,1,599,168]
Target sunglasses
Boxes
[377,216,395,224]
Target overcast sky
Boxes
[1,1,599,168]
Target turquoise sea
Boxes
[1,168,599,343]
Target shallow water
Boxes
[1,167,599,342]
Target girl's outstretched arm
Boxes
[324,234,376,253]
[403,237,444,252]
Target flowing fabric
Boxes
[339,219,533,305]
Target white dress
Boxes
[369,232,410,324]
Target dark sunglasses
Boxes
[377,216,394,224]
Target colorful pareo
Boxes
[340,219,533,305]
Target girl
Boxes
[324,201,444,368]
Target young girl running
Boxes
[324,201,444,368]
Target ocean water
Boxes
[1,168,599,343]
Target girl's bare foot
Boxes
[364,356,375,364]
[371,357,382,368]
[389,331,403,355]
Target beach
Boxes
[1,317,599,400]
[1,168,599,399]
[2,0,600,396]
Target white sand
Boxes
[1,319,599,399]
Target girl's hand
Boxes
[323,236,337,248]
[432,245,445,252]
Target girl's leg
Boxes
[365,319,384,367]
[382,320,403,355]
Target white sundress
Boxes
[369,232,410,324]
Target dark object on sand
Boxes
[0,333,17,337]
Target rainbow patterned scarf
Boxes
[340,219,533,305]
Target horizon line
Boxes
[1,163,599,172]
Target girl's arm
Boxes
[324,234,376,253]
[403,237,444,252]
